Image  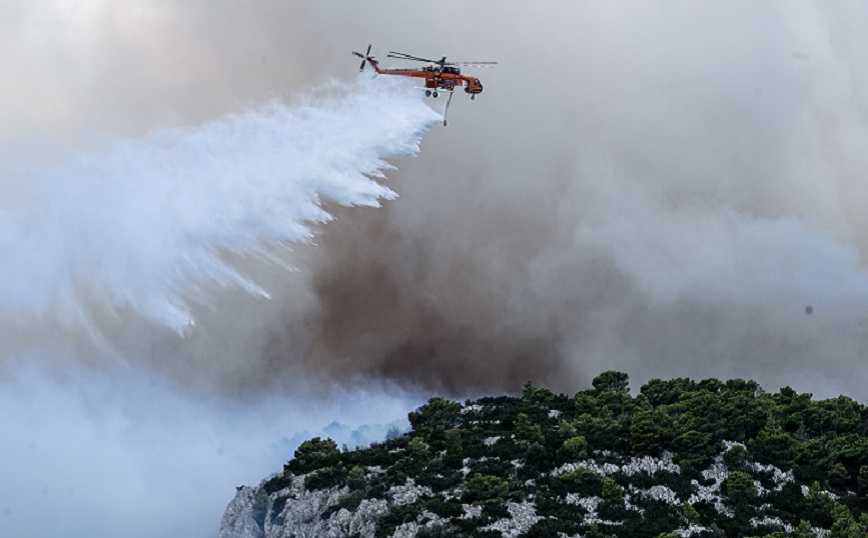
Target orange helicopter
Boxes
[353,44,496,124]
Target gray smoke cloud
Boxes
[6,0,868,397]
[272,1,868,397]
[3,2,868,537]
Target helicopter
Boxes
[352,44,496,124]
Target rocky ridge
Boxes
[219,373,868,537]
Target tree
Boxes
[682,502,701,525]
[464,474,509,504]
[793,520,815,538]
[803,481,835,528]
[516,413,544,443]
[723,471,757,507]
[601,476,623,503]
[673,430,717,472]
[409,397,463,451]
[592,371,630,393]
[407,437,429,455]
[558,467,601,496]
[723,444,749,470]
[828,462,850,489]
[858,465,868,495]
[347,465,367,490]
[561,435,588,459]
[522,381,556,406]
[287,437,340,473]
[639,377,695,407]
[829,500,867,538]
[409,397,463,431]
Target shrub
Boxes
[464,474,510,505]
[287,437,341,474]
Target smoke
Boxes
[265,1,868,397]
[0,363,418,538]
[4,1,868,537]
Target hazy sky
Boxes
[3,2,868,537]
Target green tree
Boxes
[557,419,578,440]
[464,474,509,505]
[592,371,630,393]
[561,435,588,459]
[828,462,850,489]
[682,502,701,525]
[287,437,340,473]
[601,476,623,503]
[723,444,749,470]
[830,500,867,538]
[723,471,757,507]
[803,481,835,528]
[516,413,544,444]
[858,465,868,495]
[630,407,675,455]
[407,436,429,454]
[673,430,715,471]
[639,377,695,407]
[522,381,556,406]
[559,467,601,496]
[346,465,366,490]
[442,428,464,468]
[749,422,794,469]
[409,397,463,432]
[793,520,815,538]
[409,397,463,451]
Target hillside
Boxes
[219,372,868,537]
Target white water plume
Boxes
[0,76,439,332]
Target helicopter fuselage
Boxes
[368,60,484,94]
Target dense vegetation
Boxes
[263,372,868,537]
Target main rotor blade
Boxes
[352,51,365,58]
[387,52,438,63]
[387,51,426,58]
[387,54,432,61]
[365,44,372,56]
[445,62,498,66]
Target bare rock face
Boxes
[482,501,540,537]
[219,475,432,538]
[218,487,264,538]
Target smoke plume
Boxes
[266,1,868,397]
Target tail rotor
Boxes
[352,44,374,71]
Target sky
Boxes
[3,1,868,537]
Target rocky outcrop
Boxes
[219,487,264,538]
[219,445,836,538]
[220,475,442,538]
[219,376,865,537]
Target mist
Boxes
[3,1,868,537]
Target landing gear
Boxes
[470,94,476,100]
[425,90,431,97]
[432,91,439,98]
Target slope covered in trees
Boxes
[229,372,868,538]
